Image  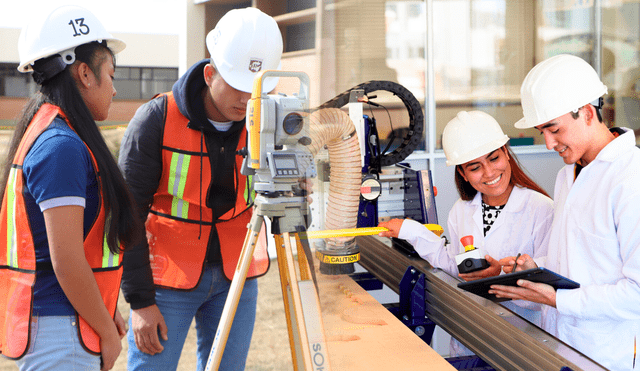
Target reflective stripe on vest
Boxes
[6,167,19,268]
[169,151,191,219]
[0,104,122,359]
[146,92,268,289]
[102,236,119,268]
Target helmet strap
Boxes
[593,97,605,123]
[572,97,604,114]
[593,96,604,109]
[32,55,67,85]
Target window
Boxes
[285,22,316,52]
[590,1,640,134]
[432,1,529,148]
[0,64,36,97]
[114,67,179,100]
[0,63,178,101]
[288,0,316,13]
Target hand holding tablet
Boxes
[458,267,580,302]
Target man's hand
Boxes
[131,304,168,355]
[489,280,557,307]
[378,219,405,238]
[458,255,501,281]
[499,253,537,274]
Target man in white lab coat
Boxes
[489,54,640,371]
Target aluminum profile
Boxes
[356,236,608,371]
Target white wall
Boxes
[0,27,21,62]
[114,32,178,67]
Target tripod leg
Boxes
[274,234,302,369]
[205,212,263,371]
[276,232,332,371]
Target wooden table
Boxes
[315,273,456,371]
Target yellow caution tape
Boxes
[304,224,443,239]
[315,251,360,265]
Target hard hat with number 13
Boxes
[18,5,125,83]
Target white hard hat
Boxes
[443,111,510,166]
[18,5,125,73]
[206,7,283,93]
[515,54,607,129]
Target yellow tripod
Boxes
[205,194,331,371]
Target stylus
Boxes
[512,253,521,273]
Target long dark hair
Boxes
[454,145,550,201]
[0,42,143,254]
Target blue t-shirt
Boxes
[22,118,100,316]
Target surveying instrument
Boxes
[205,70,332,371]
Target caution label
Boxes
[316,251,360,264]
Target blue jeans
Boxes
[127,263,258,371]
[14,315,101,371]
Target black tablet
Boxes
[457,267,580,302]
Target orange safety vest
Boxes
[0,104,122,358]
[146,92,268,289]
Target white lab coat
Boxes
[540,129,640,371]
[399,185,553,356]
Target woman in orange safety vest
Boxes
[0,6,143,371]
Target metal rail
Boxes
[356,236,608,371]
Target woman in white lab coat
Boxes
[379,111,553,357]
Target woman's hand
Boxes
[378,219,405,238]
[458,255,501,281]
[114,310,127,339]
[99,327,122,370]
[499,253,537,274]
[297,177,314,204]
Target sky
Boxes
[0,0,181,34]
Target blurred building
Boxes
[3,1,639,139]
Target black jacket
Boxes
[118,59,246,309]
